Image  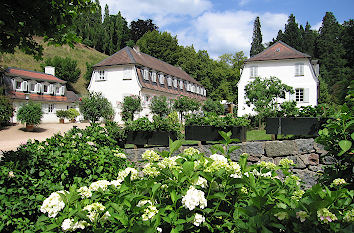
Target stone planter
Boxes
[265,117,326,136]
[59,118,64,124]
[126,131,177,146]
[25,124,35,132]
[185,125,247,142]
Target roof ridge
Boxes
[7,66,58,77]
[124,47,137,63]
[277,41,311,57]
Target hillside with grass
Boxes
[0,37,108,95]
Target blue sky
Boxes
[100,0,353,58]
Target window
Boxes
[179,80,184,90]
[295,63,304,76]
[151,72,157,82]
[250,66,258,77]
[43,85,48,93]
[173,79,178,88]
[16,81,22,90]
[295,88,304,102]
[159,74,164,84]
[167,77,172,86]
[48,104,55,113]
[143,69,149,80]
[123,67,131,80]
[98,70,105,80]
[56,86,60,95]
[30,83,36,92]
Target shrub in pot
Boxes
[66,108,80,123]
[17,101,43,131]
[56,110,68,123]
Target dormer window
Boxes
[152,71,157,82]
[98,70,105,80]
[250,66,258,78]
[167,76,172,86]
[295,63,304,76]
[173,78,178,88]
[159,74,164,84]
[29,82,36,92]
[143,69,149,80]
[15,81,22,90]
[179,80,183,90]
[43,84,48,93]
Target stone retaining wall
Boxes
[124,138,327,188]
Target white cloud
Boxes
[313,21,322,31]
[238,0,252,6]
[99,0,212,26]
[176,10,288,58]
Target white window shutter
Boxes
[11,79,15,90]
[289,92,295,101]
[303,88,309,103]
[94,71,98,81]
[60,86,65,95]
[300,64,304,75]
[295,64,299,76]
[254,67,258,77]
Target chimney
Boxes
[45,66,55,76]
[133,45,140,54]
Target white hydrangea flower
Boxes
[77,186,92,198]
[182,186,207,210]
[142,150,160,161]
[61,218,87,231]
[89,180,111,192]
[83,202,108,222]
[193,213,205,226]
[114,152,127,159]
[184,147,200,155]
[157,156,181,169]
[157,227,162,232]
[193,176,208,188]
[141,205,158,221]
[117,167,139,181]
[258,161,277,170]
[209,154,228,163]
[137,200,153,207]
[110,180,122,188]
[142,163,160,177]
[40,190,68,218]
[332,178,347,186]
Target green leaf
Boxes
[351,132,354,141]
[170,190,177,204]
[152,183,161,195]
[339,140,352,154]
[182,161,194,177]
[169,139,182,155]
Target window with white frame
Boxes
[48,104,55,113]
[295,63,304,76]
[151,72,157,82]
[43,84,48,93]
[55,86,61,95]
[167,77,172,86]
[159,74,164,84]
[143,69,149,80]
[295,88,304,102]
[250,66,258,78]
[179,80,183,90]
[98,70,105,80]
[173,78,178,88]
[15,80,22,90]
[29,82,36,92]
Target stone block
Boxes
[265,141,297,157]
[308,153,319,165]
[247,155,260,162]
[241,141,264,157]
[314,142,328,155]
[295,138,314,154]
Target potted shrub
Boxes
[17,101,43,131]
[66,108,80,123]
[265,102,331,136]
[185,113,249,143]
[56,110,67,124]
[125,114,181,146]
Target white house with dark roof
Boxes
[2,67,80,123]
[237,41,319,117]
[88,46,206,123]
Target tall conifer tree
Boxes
[282,14,302,51]
[250,16,264,57]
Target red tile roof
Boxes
[247,41,310,62]
[6,67,66,83]
[9,91,79,103]
[94,47,202,86]
[136,68,206,101]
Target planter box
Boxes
[185,126,246,142]
[265,117,326,136]
[59,118,64,124]
[126,131,177,146]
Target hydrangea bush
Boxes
[36,138,353,232]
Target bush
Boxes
[17,101,43,125]
[0,124,128,232]
[36,134,353,232]
[277,101,299,117]
[80,92,115,123]
[185,112,250,128]
[66,108,80,120]
[316,104,354,188]
[150,95,170,117]
[0,95,13,125]
[173,96,200,120]
[121,96,142,122]
[202,98,224,115]
[41,56,81,83]
[56,109,68,119]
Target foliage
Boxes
[36,133,353,232]
[244,76,293,127]
[0,0,95,59]
[121,96,142,122]
[173,96,200,120]
[56,110,68,119]
[80,92,115,123]
[67,108,80,120]
[202,99,224,115]
[0,95,13,125]
[0,124,127,232]
[149,96,171,117]
[250,16,265,57]
[185,113,250,128]
[277,101,299,117]
[84,62,95,82]
[316,104,354,189]
[41,56,81,83]
[17,101,43,125]
[282,14,303,51]
[130,19,159,43]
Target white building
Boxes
[237,41,319,117]
[3,67,79,123]
[88,46,206,123]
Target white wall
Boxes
[237,58,318,117]
[12,101,78,124]
[88,65,141,123]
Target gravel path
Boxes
[0,122,90,152]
